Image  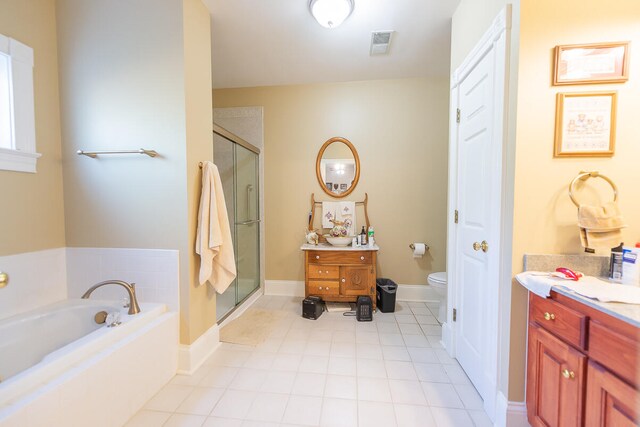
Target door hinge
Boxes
[453,308,457,322]
[456,108,461,123]
[454,210,459,224]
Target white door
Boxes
[450,16,509,418]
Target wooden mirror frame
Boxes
[315,137,360,199]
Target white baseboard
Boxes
[506,401,528,427]
[495,392,529,427]
[177,323,220,375]
[396,284,440,302]
[264,280,305,297]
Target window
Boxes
[0,33,40,173]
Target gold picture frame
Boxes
[554,42,629,85]
[554,91,617,157]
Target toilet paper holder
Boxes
[409,243,429,251]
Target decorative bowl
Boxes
[324,235,353,247]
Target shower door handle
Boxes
[236,220,261,225]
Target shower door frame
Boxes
[213,124,263,324]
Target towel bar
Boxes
[569,171,618,207]
[77,148,157,158]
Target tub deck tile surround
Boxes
[126,295,492,427]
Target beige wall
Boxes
[183,0,216,343]
[0,0,66,256]
[57,0,215,344]
[214,78,449,285]
[509,0,640,401]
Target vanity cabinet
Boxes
[303,246,378,309]
[526,292,639,427]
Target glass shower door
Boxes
[213,129,261,321]
[235,144,260,302]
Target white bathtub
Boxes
[0,299,178,427]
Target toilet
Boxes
[427,272,447,324]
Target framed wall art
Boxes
[554,42,629,85]
[554,91,617,157]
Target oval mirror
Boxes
[316,137,360,198]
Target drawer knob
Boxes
[561,369,575,379]
[318,270,322,274]
[543,312,555,321]
[342,278,346,283]
[360,256,365,261]
[318,286,322,290]
[325,287,329,290]
[316,255,320,260]
[326,270,329,274]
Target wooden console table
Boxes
[302,243,379,309]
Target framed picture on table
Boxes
[554,42,629,85]
[554,91,617,157]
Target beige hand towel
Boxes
[578,201,627,250]
[195,161,237,293]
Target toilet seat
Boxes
[428,272,447,287]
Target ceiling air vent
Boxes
[370,31,394,55]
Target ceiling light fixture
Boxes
[309,0,354,29]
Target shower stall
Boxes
[212,125,261,321]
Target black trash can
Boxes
[376,278,397,313]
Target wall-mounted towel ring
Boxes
[569,171,618,207]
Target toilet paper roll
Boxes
[412,243,426,258]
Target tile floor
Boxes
[126,296,492,427]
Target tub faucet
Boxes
[81,280,141,315]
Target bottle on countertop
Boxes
[621,243,640,286]
[609,243,624,283]
[360,226,367,246]
[368,226,375,247]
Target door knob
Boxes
[562,369,575,379]
[473,241,489,252]
[0,272,8,288]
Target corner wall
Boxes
[213,78,450,286]
[510,0,640,401]
[56,0,216,344]
[0,0,66,256]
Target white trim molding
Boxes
[496,393,529,427]
[0,34,40,173]
[264,280,305,297]
[177,323,220,375]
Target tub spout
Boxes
[81,280,141,315]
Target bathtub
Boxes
[0,299,178,427]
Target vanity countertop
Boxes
[301,243,379,251]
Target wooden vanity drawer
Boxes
[308,280,340,295]
[307,264,340,279]
[530,293,587,349]
[307,251,372,264]
[588,320,638,386]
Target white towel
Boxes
[338,201,356,235]
[322,202,339,228]
[515,272,640,304]
[195,161,237,293]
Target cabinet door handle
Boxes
[544,312,555,321]
[341,278,346,283]
[316,255,320,260]
[561,369,575,379]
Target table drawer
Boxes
[588,320,638,386]
[308,280,340,295]
[307,251,372,264]
[530,293,587,349]
[308,264,340,279]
